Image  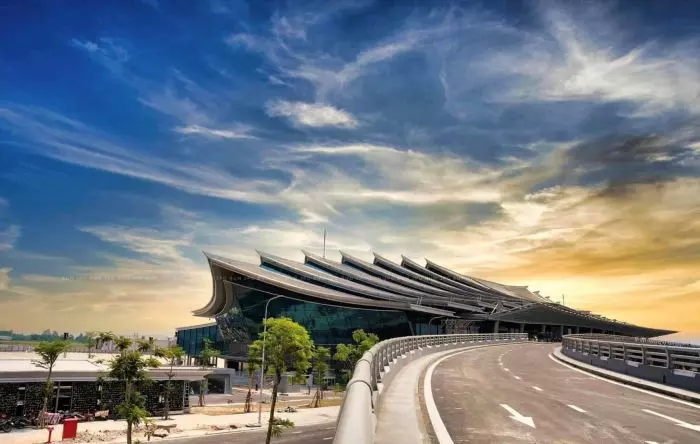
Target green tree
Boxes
[251,317,314,444]
[154,345,185,420]
[333,329,379,383]
[96,331,116,352]
[104,335,160,444]
[311,346,330,407]
[245,341,262,413]
[85,331,98,357]
[33,340,71,428]
[137,338,155,355]
[197,338,220,407]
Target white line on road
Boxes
[323,437,333,441]
[644,441,659,444]
[500,404,536,428]
[567,404,587,413]
[642,409,700,432]
[503,368,510,372]
[424,344,517,444]
[532,386,543,392]
[513,375,522,380]
[548,353,700,410]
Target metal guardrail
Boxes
[562,334,700,371]
[333,332,527,444]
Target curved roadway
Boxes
[429,343,700,443]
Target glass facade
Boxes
[176,324,220,357]
[179,273,449,358]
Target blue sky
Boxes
[1,0,699,337]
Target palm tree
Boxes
[96,331,116,352]
[136,338,155,355]
[85,332,98,357]
[33,340,71,428]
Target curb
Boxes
[551,348,700,406]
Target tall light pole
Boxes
[428,316,446,335]
[256,295,283,426]
[323,229,327,259]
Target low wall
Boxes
[561,347,700,393]
[334,333,528,444]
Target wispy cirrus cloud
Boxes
[480,3,700,116]
[266,100,358,128]
[174,124,257,139]
[0,268,11,291]
[0,225,20,252]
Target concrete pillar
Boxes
[541,324,546,333]
[519,323,525,333]
[575,326,580,334]
[559,325,564,338]
[493,320,500,333]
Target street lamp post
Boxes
[428,316,446,335]
[256,295,283,426]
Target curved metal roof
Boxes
[302,251,482,313]
[200,252,427,317]
[400,255,495,296]
[193,250,672,338]
[341,251,468,299]
[424,259,543,302]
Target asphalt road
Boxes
[171,424,335,444]
[430,343,700,443]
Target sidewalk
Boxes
[4,406,340,444]
[375,346,479,444]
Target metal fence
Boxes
[562,334,700,371]
[333,332,528,444]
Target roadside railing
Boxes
[333,332,528,444]
[562,334,700,371]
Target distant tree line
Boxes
[1,329,100,343]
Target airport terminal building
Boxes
[176,250,672,363]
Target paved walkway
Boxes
[4,406,340,444]
[375,346,475,444]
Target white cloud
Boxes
[481,5,700,116]
[0,225,20,251]
[0,106,281,205]
[80,225,192,261]
[71,38,130,75]
[0,268,11,290]
[174,124,256,139]
[266,101,358,128]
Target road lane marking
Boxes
[425,343,519,444]
[503,368,510,372]
[642,409,700,432]
[548,353,700,410]
[513,375,522,380]
[567,404,586,413]
[500,404,536,428]
[644,441,659,444]
[323,437,333,441]
[531,386,543,392]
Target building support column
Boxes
[559,325,564,339]
[576,326,580,334]
[541,324,546,333]
[519,323,525,333]
[493,320,500,333]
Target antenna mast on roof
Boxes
[323,229,327,259]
